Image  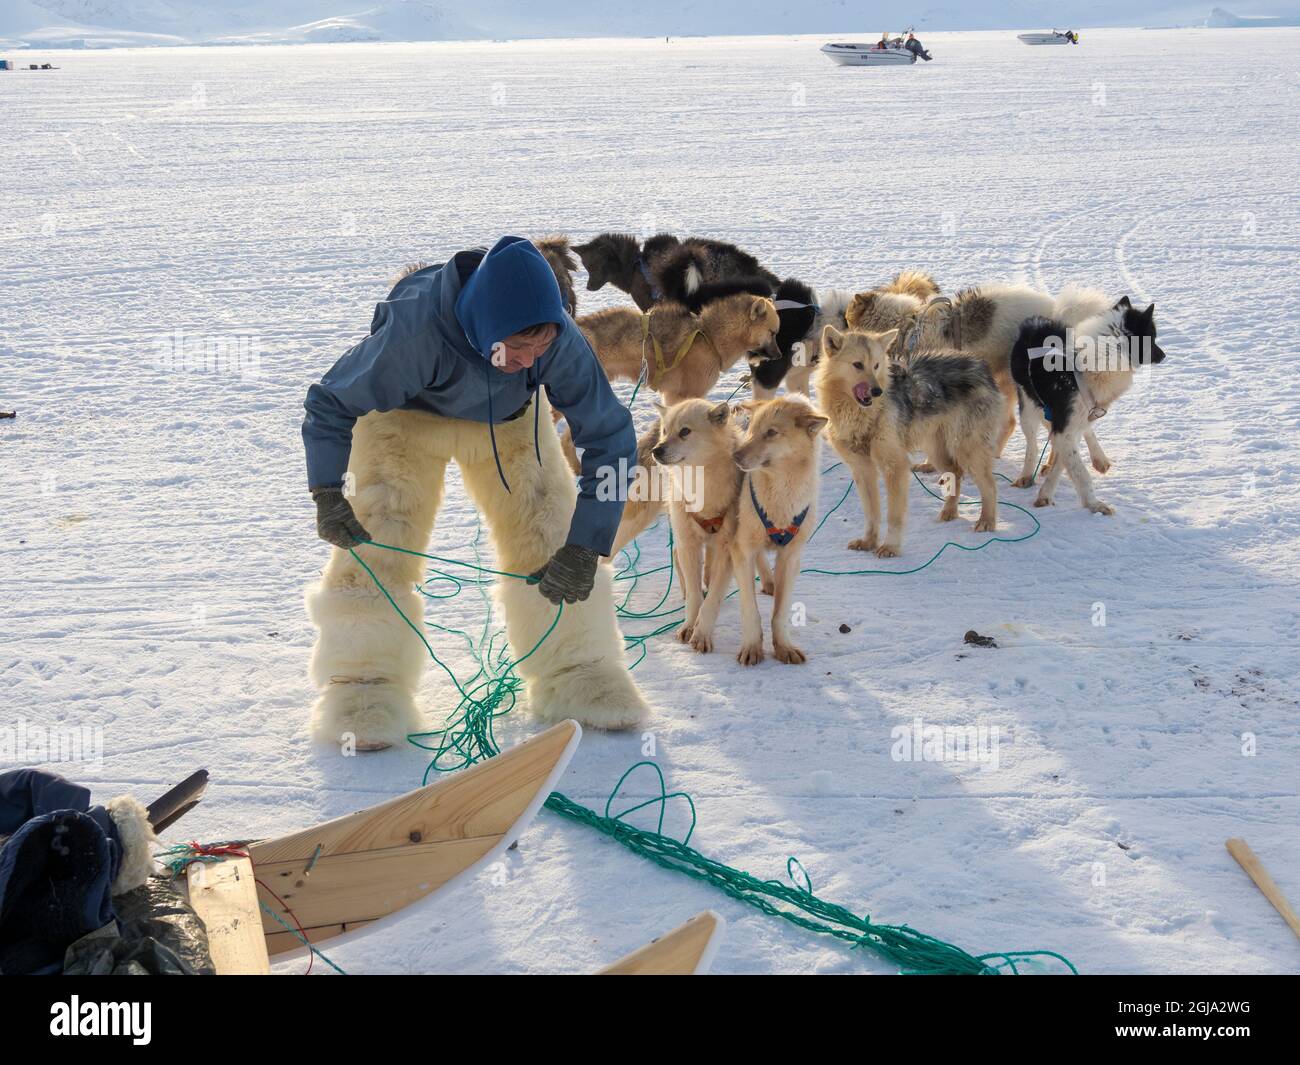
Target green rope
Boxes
[348,468,1078,973]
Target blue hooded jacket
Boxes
[302,236,636,554]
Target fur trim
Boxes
[107,795,156,895]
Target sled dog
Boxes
[816,327,1002,556]
[730,396,828,665]
[648,399,745,653]
[573,232,779,312]
[577,292,780,405]
[1010,297,1168,514]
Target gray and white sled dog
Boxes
[817,327,1002,557]
[1010,294,1168,514]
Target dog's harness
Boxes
[640,308,717,390]
[691,511,727,535]
[899,295,957,358]
[748,478,809,547]
[1026,345,1108,423]
[634,258,663,302]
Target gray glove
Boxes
[312,487,371,549]
[530,544,599,605]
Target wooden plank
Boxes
[599,911,724,975]
[187,856,271,975]
[248,720,580,956]
[1226,838,1300,940]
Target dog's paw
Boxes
[874,543,901,558]
[1088,500,1116,516]
[973,516,997,533]
[848,535,878,552]
[774,643,807,665]
[736,642,765,666]
[1010,475,1035,489]
[938,504,959,522]
[690,631,714,654]
[1091,457,1111,474]
[760,578,774,596]
[677,623,695,643]
[1033,496,1054,509]
[911,461,936,474]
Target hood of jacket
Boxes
[454,235,568,358]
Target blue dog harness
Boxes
[635,258,663,302]
[749,478,810,547]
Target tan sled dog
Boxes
[577,294,780,405]
[647,400,744,653]
[731,397,827,666]
[817,327,1002,557]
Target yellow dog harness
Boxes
[640,309,717,390]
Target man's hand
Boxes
[530,544,599,605]
[312,487,371,549]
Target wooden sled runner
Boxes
[598,911,725,975]
[188,720,581,972]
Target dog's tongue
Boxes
[853,382,872,404]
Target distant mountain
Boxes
[1206,5,1300,24]
[4,0,1300,49]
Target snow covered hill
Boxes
[5,0,1300,49]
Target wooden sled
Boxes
[188,720,581,972]
[598,911,725,975]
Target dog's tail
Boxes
[391,260,431,286]
[658,246,711,303]
[532,234,578,273]
[883,269,941,302]
[1052,283,1112,327]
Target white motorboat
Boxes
[821,39,917,66]
[1017,30,1079,45]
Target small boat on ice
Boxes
[1018,29,1079,45]
[821,41,915,66]
[821,30,931,66]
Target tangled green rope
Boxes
[346,449,1077,974]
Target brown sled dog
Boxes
[817,327,1001,557]
[577,293,780,406]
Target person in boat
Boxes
[905,33,932,60]
[301,236,650,750]
[877,33,890,49]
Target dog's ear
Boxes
[749,296,772,321]
[795,412,829,436]
[707,400,731,425]
[821,324,844,354]
[1142,303,1155,319]
[652,401,667,417]
[1114,295,1132,310]
[878,328,900,352]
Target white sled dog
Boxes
[816,327,1002,557]
[730,396,828,666]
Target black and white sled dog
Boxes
[572,232,779,311]
[1010,296,1168,514]
[749,279,856,400]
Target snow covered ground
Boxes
[4,28,1299,975]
